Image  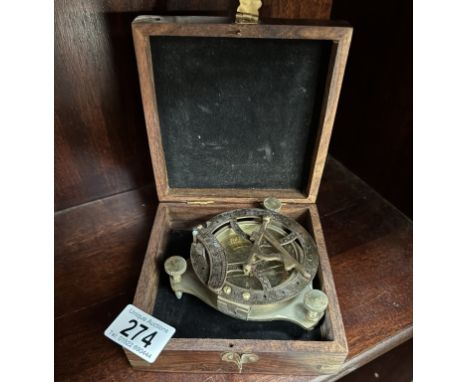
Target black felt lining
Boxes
[150,36,332,191]
[153,230,326,341]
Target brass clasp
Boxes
[235,0,262,24]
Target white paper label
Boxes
[104,304,175,363]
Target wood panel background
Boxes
[55,0,412,380]
[330,0,412,217]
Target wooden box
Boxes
[129,14,352,375]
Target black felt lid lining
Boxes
[150,36,332,193]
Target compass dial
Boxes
[190,208,319,306]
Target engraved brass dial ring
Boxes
[190,208,319,307]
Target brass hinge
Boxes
[186,201,215,205]
[235,0,262,24]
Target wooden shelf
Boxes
[55,157,412,381]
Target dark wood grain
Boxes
[54,0,332,211]
[54,1,158,211]
[54,158,412,380]
[54,185,157,318]
[330,0,412,217]
[261,0,332,20]
[338,339,412,382]
[163,0,332,19]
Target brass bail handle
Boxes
[236,0,262,24]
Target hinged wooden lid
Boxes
[132,16,352,204]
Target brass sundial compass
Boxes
[164,198,328,330]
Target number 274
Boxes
[120,319,157,348]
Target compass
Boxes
[164,198,328,330]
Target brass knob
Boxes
[164,256,187,283]
[303,289,328,322]
[164,256,187,299]
[263,197,282,212]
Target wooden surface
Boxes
[338,339,412,382]
[330,0,412,216]
[55,158,412,380]
[54,0,332,211]
[133,17,351,204]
